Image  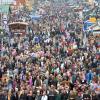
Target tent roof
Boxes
[8,22,28,26]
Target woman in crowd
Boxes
[0,1,100,100]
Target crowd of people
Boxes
[0,1,100,100]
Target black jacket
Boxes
[61,93,69,100]
[27,95,35,100]
[10,94,16,100]
[0,94,7,100]
[92,95,98,100]
[0,69,2,78]
[83,94,91,100]
[19,93,28,100]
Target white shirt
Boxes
[14,68,18,76]
[61,63,64,69]
[41,95,48,100]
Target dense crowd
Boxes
[0,2,100,100]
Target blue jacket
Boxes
[86,72,93,83]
